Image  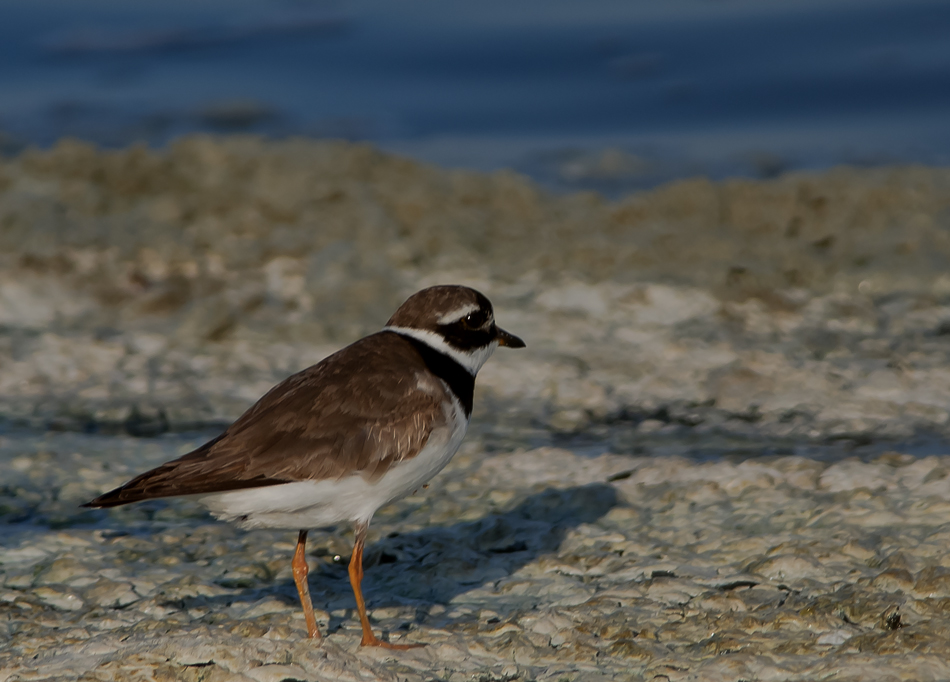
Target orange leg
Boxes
[292,530,321,639]
[349,522,424,649]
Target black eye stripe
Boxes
[439,319,495,351]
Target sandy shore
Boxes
[2,138,950,680]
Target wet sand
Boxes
[2,138,950,680]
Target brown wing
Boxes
[84,333,448,508]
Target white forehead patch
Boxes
[437,303,479,325]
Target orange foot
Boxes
[361,635,426,650]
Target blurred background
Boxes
[1,0,950,492]
[3,0,950,193]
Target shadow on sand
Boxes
[164,482,620,631]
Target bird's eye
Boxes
[463,310,487,328]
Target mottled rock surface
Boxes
[3,434,950,681]
[0,138,949,440]
[1,139,950,680]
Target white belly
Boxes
[200,401,469,530]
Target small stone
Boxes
[84,579,140,608]
[637,419,666,434]
[915,566,950,598]
[245,665,315,682]
[169,642,217,667]
[33,586,85,611]
[608,638,655,660]
[871,569,915,592]
[35,557,91,586]
[816,629,852,646]
[235,598,293,619]
[747,554,831,582]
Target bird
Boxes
[84,285,525,649]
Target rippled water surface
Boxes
[2,0,950,191]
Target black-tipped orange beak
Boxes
[495,326,526,348]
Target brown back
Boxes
[85,332,449,507]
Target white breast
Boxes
[200,394,469,530]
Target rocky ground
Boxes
[3,435,950,681]
[2,138,950,680]
[1,138,949,439]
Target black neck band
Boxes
[401,336,475,417]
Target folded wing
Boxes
[84,334,445,508]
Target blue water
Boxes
[1,0,949,191]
